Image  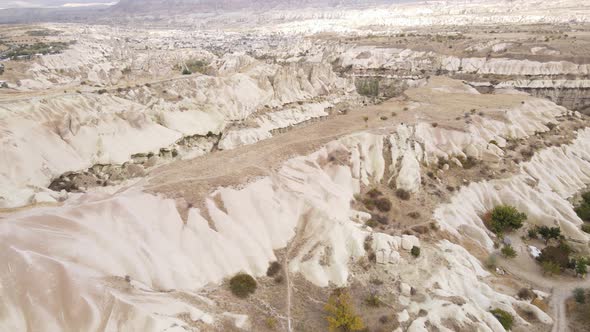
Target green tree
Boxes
[538,226,561,244]
[488,205,527,234]
[325,289,365,332]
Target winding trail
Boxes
[499,239,590,332]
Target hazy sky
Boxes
[0,0,116,8]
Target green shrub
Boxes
[501,245,517,258]
[487,205,527,234]
[575,257,588,276]
[485,254,498,269]
[229,273,257,298]
[364,293,381,307]
[573,288,586,304]
[582,224,590,233]
[575,192,590,221]
[527,228,538,239]
[411,246,421,257]
[182,68,192,75]
[491,309,514,330]
[541,261,561,276]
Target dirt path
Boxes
[499,238,590,332]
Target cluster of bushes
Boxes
[537,241,588,277]
[527,226,562,244]
[2,41,71,60]
[575,192,590,233]
[362,189,391,213]
[483,205,527,235]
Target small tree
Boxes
[538,226,561,244]
[501,245,517,258]
[488,205,527,234]
[490,309,514,330]
[325,289,365,332]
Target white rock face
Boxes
[435,128,590,249]
[0,53,353,208]
[341,46,590,76]
[0,92,577,330]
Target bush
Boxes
[490,309,514,330]
[182,68,192,75]
[527,228,538,239]
[487,205,527,234]
[485,254,498,270]
[501,245,517,258]
[229,273,257,298]
[408,211,421,219]
[517,288,534,300]
[574,288,586,304]
[575,257,588,276]
[325,289,365,332]
[411,246,421,257]
[364,293,381,307]
[374,198,391,212]
[266,261,282,277]
[366,188,383,198]
[582,224,590,233]
[396,189,411,201]
[541,261,561,276]
[575,192,590,221]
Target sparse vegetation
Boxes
[485,254,498,269]
[574,288,586,304]
[324,289,365,332]
[364,293,382,307]
[355,78,379,97]
[490,308,514,330]
[1,41,72,60]
[229,273,257,298]
[485,205,527,234]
